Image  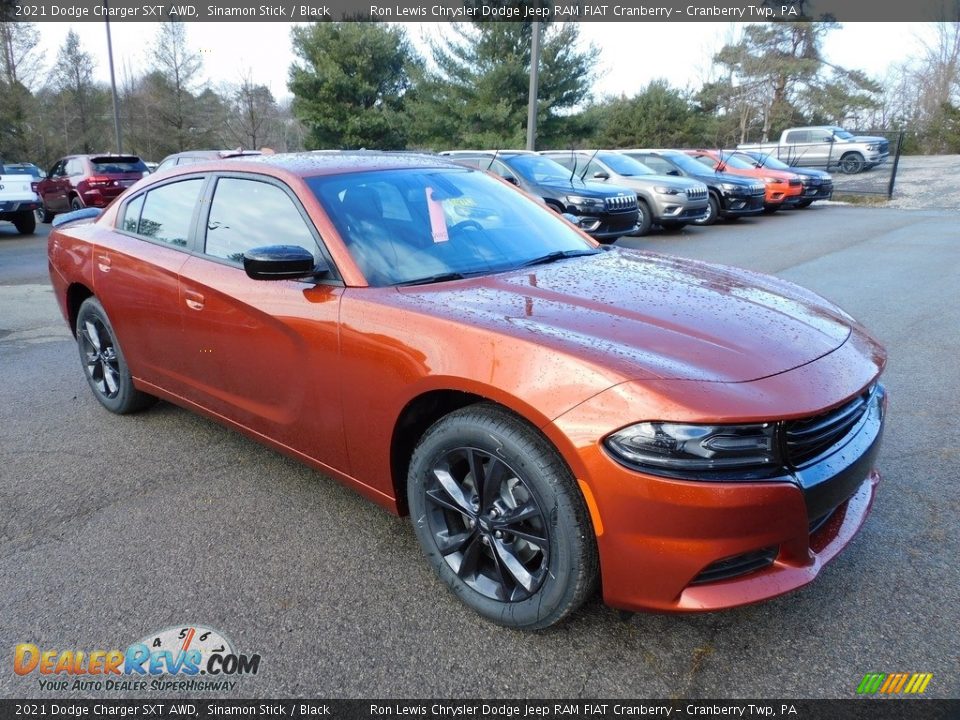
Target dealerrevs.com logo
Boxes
[13,625,261,692]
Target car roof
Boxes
[160,150,462,178]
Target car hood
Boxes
[539,180,633,198]
[396,249,853,384]
[615,174,705,192]
[706,171,758,187]
[848,135,887,144]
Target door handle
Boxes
[97,254,111,273]
[184,290,205,311]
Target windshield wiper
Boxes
[397,271,468,286]
[514,249,600,269]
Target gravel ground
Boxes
[832,154,960,209]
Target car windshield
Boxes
[2,164,42,177]
[833,129,854,139]
[665,152,716,175]
[308,168,597,287]
[598,152,655,176]
[738,152,790,171]
[714,153,755,170]
[91,156,148,174]
[504,155,577,184]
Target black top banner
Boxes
[2,700,960,720]
[5,0,960,22]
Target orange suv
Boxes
[686,149,804,212]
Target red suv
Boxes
[36,154,149,222]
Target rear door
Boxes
[93,175,207,395]
[176,173,349,471]
[40,160,69,211]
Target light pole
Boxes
[104,0,123,153]
[525,21,541,151]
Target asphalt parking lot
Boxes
[1,205,958,699]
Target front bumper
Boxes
[0,199,40,214]
[719,191,765,217]
[550,377,885,613]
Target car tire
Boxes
[75,297,156,415]
[13,210,36,235]
[37,206,53,224]
[840,152,865,174]
[70,196,84,211]
[634,200,653,236]
[407,403,599,630]
[692,193,719,226]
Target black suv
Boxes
[620,149,765,226]
[442,151,639,241]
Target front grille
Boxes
[789,178,802,186]
[804,178,822,187]
[685,186,707,201]
[878,140,889,154]
[750,184,765,195]
[690,547,778,585]
[604,195,637,212]
[785,386,875,466]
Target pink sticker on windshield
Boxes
[426,188,449,243]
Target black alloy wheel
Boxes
[692,193,719,226]
[840,152,865,174]
[408,404,598,629]
[422,446,550,602]
[75,297,156,414]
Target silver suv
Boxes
[541,150,709,235]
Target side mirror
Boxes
[592,171,610,180]
[666,169,681,176]
[243,245,326,281]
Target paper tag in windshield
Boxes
[426,188,449,243]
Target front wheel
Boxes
[691,194,719,226]
[840,152,865,174]
[76,298,156,414]
[634,200,653,236]
[407,404,599,629]
[36,205,53,224]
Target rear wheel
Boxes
[691,193,719,226]
[70,196,84,211]
[408,404,598,629]
[76,298,156,414]
[13,210,36,235]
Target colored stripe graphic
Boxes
[858,673,932,694]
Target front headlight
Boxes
[763,177,780,184]
[867,144,878,151]
[654,186,683,195]
[720,183,742,193]
[565,195,604,208]
[605,422,777,475]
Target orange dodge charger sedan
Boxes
[48,152,886,629]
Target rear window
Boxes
[2,164,43,177]
[90,156,148,174]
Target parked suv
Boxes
[442,151,639,241]
[731,150,833,207]
[36,154,149,222]
[620,150,765,226]
[540,151,709,235]
[685,149,803,212]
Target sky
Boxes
[30,21,928,102]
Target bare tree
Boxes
[225,72,278,150]
[148,21,204,151]
[52,30,106,154]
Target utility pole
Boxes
[525,21,541,151]
[104,0,123,153]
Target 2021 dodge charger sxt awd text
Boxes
[48,152,886,629]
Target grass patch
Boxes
[832,194,890,206]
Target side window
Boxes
[65,159,84,175]
[204,177,319,264]
[492,160,518,182]
[122,194,145,233]
[49,161,66,178]
[137,179,204,247]
[549,155,576,172]
[587,160,607,178]
[155,159,175,172]
[641,156,672,174]
[693,155,716,169]
[785,131,809,144]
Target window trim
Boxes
[115,174,211,253]
[196,171,343,285]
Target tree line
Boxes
[2,18,959,169]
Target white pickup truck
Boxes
[737,126,890,174]
[0,166,42,235]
